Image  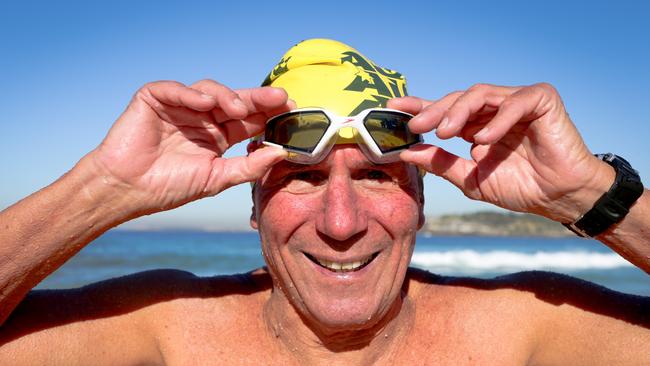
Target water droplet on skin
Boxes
[384,333,389,338]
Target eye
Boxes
[290,171,324,183]
[281,170,326,194]
[361,169,391,181]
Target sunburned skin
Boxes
[252,146,423,333]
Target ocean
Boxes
[36,231,650,296]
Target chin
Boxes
[302,296,391,333]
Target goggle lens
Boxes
[265,112,330,153]
[363,111,419,153]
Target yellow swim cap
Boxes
[251,40,422,183]
[262,38,408,119]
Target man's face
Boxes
[252,145,424,329]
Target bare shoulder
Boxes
[405,267,650,365]
[145,267,272,326]
[2,268,262,331]
[407,267,649,324]
[0,268,272,365]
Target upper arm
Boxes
[535,302,650,365]
[0,304,162,365]
[0,269,200,365]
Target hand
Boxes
[86,80,292,215]
[388,83,615,222]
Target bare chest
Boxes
[157,312,533,366]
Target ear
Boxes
[417,195,425,230]
[416,169,425,230]
[250,205,259,230]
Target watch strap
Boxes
[564,153,644,237]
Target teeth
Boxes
[315,254,375,273]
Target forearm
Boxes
[0,154,133,324]
[596,189,650,274]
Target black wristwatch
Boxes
[564,153,644,238]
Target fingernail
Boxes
[267,147,288,159]
[474,127,489,140]
[201,93,215,100]
[439,117,450,130]
[233,98,246,110]
[399,149,412,159]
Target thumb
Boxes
[400,144,480,198]
[205,147,288,195]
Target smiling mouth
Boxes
[305,252,379,273]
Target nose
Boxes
[316,173,368,243]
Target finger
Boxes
[207,87,293,124]
[143,81,217,112]
[148,102,222,130]
[206,87,292,147]
[441,84,517,139]
[400,144,481,199]
[176,113,268,154]
[472,84,554,145]
[174,105,284,151]
[190,79,249,120]
[386,96,430,114]
[175,124,229,153]
[219,112,268,145]
[205,146,288,195]
[238,87,293,117]
[457,117,489,143]
[407,92,464,134]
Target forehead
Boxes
[270,145,413,175]
[252,145,423,203]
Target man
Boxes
[0,39,648,365]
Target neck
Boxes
[263,286,415,365]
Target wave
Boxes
[410,250,632,272]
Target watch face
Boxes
[597,153,613,162]
[600,153,632,170]
[614,155,631,167]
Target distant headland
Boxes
[420,211,573,237]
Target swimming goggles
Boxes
[262,108,423,164]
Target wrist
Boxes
[549,156,615,223]
[562,153,644,237]
[568,157,616,222]
[70,152,141,228]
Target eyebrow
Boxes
[279,160,409,174]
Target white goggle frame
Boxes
[262,107,422,164]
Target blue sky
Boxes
[1,1,648,230]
